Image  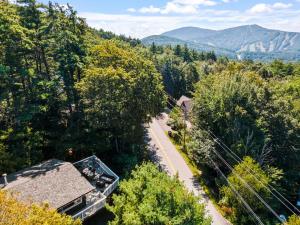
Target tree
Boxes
[190,64,300,212]
[150,42,157,54]
[285,215,300,225]
[159,57,186,99]
[76,40,165,154]
[183,44,192,62]
[220,157,282,224]
[0,0,165,174]
[192,69,268,166]
[0,190,81,225]
[182,63,200,95]
[174,45,182,56]
[268,60,294,77]
[168,106,187,144]
[107,163,211,225]
[191,65,300,176]
[207,51,217,62]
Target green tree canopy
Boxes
[0,0,165,174]
[220,157,282,225]
[107,163,211,225]
[76,40,165,154]
[190,65,300,198]
[285,215,300,225]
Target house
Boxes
[177,95,192,117]
[0,156,119,221]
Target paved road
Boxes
[147,117,230,225]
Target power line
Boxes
[205,129,300,215]
[212,160,264,225]
[164,92,300,215]
[163,96,267,223]
[164,93,286,222]
[211,148,284,223]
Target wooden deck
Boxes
[72,156,119,221]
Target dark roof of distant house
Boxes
[1,159,95,209]
[177,96,192,112]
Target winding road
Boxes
[147,115,230,225]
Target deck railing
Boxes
[93,157,119,196]
[72,195,106,220]
[72,155,119,220]
[103,179,119,196]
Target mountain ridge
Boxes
[142,25,300,61]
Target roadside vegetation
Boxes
[151,43,300,224]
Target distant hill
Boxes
[142,35,237,58]
[162,27,217,41]
[142,25,300,61]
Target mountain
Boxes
[143,35,237,58]
[142,25,300,61]
[161,27,217,41]
[142,35,188,46]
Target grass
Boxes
[166,133,200,176]
[165,131,226,215]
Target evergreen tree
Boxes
[183,44,192,62]
[150,42,157,54]
[174,44,182,56]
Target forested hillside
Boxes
[143,25,300,61]
[0,0,165,174]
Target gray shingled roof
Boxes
[177,95,192,112]
[1,159,95,209]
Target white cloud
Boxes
[161,2,198,14]
[7,0,300,39]
[173,0,217,6]
[79,12,184,38]
[127,8,136,13]
[222,0,238,3]
[135,0,217,15]
[272,2,293,9]
[249,3,272,13]
[139,5,161,13]
[79,4,300,38]
[249,2,293,14]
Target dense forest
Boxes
[1,0,300,225]
[0,0,165,175]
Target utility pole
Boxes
[182,109,187,152]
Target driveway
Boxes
[147,117,230,225]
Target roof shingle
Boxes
[2,159,95,209]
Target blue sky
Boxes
[40,0,300,38]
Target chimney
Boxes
[3,174,8,186]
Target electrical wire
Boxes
[212,160,264,225]
[164,91,299,215]
[206,130,300,215]
[211,148,284,223]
